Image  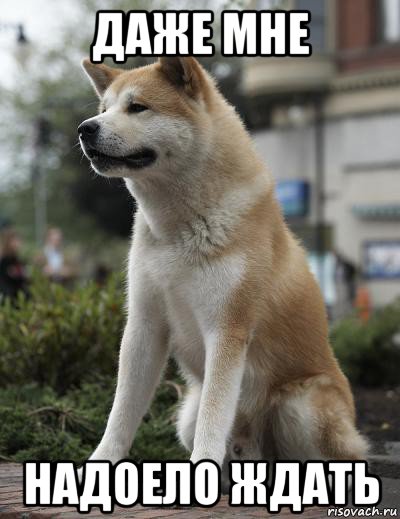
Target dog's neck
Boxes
[125,104,271,255]
[126,156,270,257]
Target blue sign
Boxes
[276,180,309,218]
[363,241,400,279]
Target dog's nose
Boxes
[78,120,99,141]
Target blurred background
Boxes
[0,0,399,474]
[1,0,400,315]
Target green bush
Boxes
[0,275,125,393]
[0,379,186,463]
[331,299,400,387]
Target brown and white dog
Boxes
[79,57,368,473]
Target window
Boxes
[257,0,327,53]
[257,0,294,9]
[379,0,400,43]
[297,0,326,52]
[363,241,400,279]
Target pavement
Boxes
[378,478,400,508]
[0,452,399,517]
[368,441,400,508]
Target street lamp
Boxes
[287,94,327,300]
[314,93,326,299]
[0,22,47,247]
[32,117,51,247]
[0,21,28,44]
[16,24,28,45]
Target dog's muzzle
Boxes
[78,121,157,170]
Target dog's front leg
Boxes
[190,331,248,466]
[88,282,168,464]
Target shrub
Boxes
[0,378,186,462]
[0,276,187,461]
[331,299,400,387]
[0,274,125,393]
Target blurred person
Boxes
[0,228,28,299]
[42,227,71,281]
[94,263,111,287]
[335,251,357,304]
[333,251,358,320]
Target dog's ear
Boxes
[158,57,204,99]
[81,58,122,97]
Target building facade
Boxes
[244,0,400,307]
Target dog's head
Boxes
[79,57,214,179]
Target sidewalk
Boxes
[1,463,399,517]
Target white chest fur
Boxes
[138,238,246,375]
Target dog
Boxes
[79,56,368,472]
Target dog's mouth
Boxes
[85,147,157,170]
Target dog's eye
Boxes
[127,103,148,114]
